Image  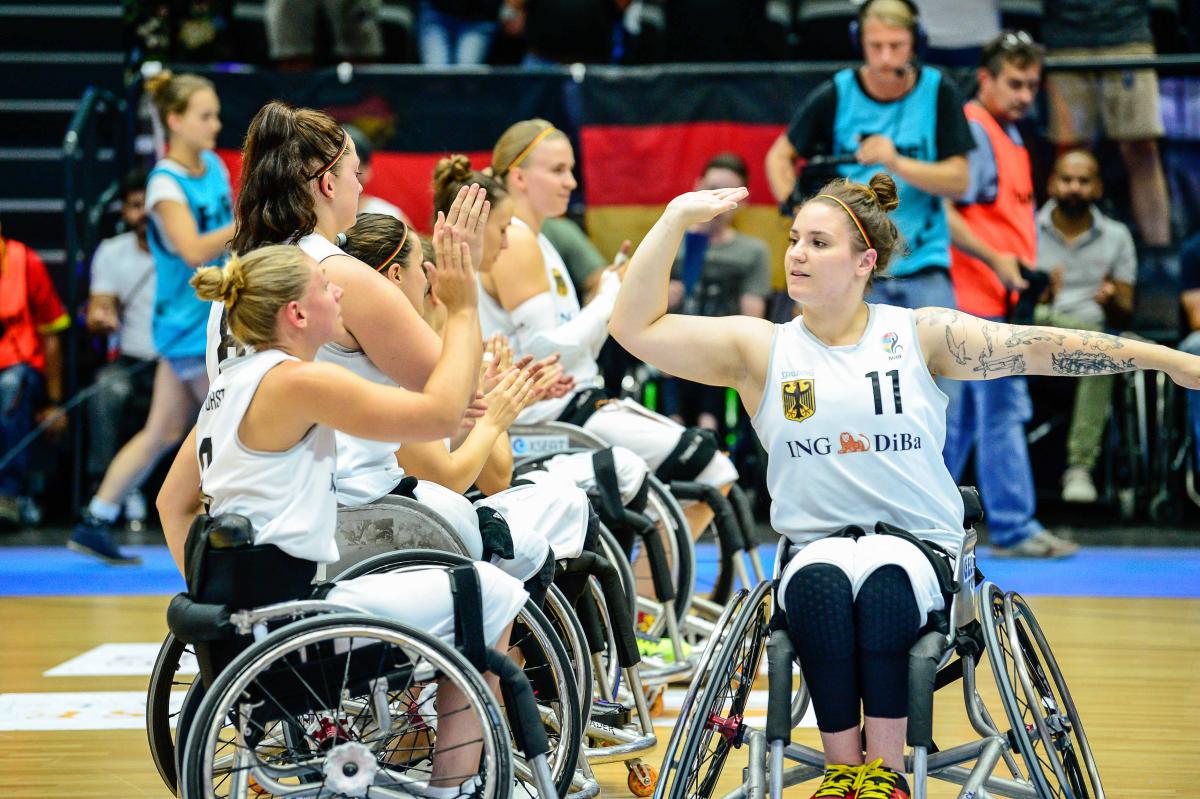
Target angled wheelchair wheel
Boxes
[332,549,583,798]
[665,580,771,799]
[983,584,1105,799]
[654,587,753,799]
[146,632,198,794]
[180,614,513,799]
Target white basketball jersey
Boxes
[205,232,347,382]
[512,217,581,324]
[316,342,406,505]
[751,304,964,551]
[196,349,339,563]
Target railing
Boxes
[62,83,136,512]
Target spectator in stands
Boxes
[663,153,771,431]
[344,125,413,225]
[1035,150,1138,504]
[944,33,1077,558]
[1042,0,1172,247]
[418,0,501,65]
[913,0,999,67]
[0,219,69,529]
[1178,230,1200,465]
[264,0,384,69]
[765,0,971,315]
[85,169,157,525]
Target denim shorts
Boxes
[165,355,207,383]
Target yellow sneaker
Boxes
[809,763,862,798]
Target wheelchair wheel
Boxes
[180,613,513,799]
[654,587,752,799]
[544,582,595,727]
[333,549,583,798]
[982,584,1105,799]
[146,632,197,794]
[665,580,772,799]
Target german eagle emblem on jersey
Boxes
[552,268,570,296]
[781,379,815,422]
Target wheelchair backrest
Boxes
[331,495,469,577]
[509,421,611,459]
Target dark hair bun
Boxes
[866,173,900,213]
[433,154,473,191]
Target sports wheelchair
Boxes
[654,487,1105,799]
[510,422,766,671]
[147,507,561,799]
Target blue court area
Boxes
[1,542,1199,598]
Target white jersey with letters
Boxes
[205,232,347,382]
[751,303,964,552]
[197,349,339,563]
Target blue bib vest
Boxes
[147,150,233,358]
[831,67,950,277]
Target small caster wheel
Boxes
[645,685,665,717]
[249,775,269,795]
[627,760,658,797]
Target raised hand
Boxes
[444,183,491,272]
[483,368,537,429]
[428,210,478,313]
[664,187,749,228]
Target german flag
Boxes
[577,68,826,288]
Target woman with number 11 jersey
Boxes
[610,172,1200,799]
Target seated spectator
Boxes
[85,169,157,524]
[1178,231,1200,465]
[264,0,383,69]
[507,0,621,65]
[418,0,501,65]
[663,153,770,432]
[345,125,413,226]
[1035,150,1137,504]
[0,219,69,529]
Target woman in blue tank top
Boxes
[69,71,234,565]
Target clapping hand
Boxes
[664,188,749,227]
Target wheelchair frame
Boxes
[654,491,1105,799]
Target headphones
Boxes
[849,0,928,59]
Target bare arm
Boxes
[891,154,968,199]
[610,188,774,408]
[40,334,62,403]
[324,253,444,391]
[491,229,550,311]
[914,306,1200,387]
[766,134,798,205]
[943,201,1027,290]
[154,200,234,267]
[157,427,202,576]
[86,294,120,334]
[474,434,514,495]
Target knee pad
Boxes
[783,564,855,662]
[854,565,920,654]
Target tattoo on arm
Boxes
[1077,330,1125,351]
[1050,350,1136,376]
[945,325,969,365]
[1004,326,1066,347]
[975,352,1027,378]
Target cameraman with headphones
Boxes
[765,0,973,314]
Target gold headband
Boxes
[309,132,349,181]
[817,194,873,250]
[503,126,557,174]
[375,223,410,272]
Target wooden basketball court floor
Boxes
[0,592,1197,798]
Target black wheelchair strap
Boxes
[556,386,609,426]
[449,564,488,672]
[389,475,419,499]
[873,521,960,598]
[590,448,626,523]
[654,427,719,483]
[183,515,211,596]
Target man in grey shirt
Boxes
[1035,150,1138,503]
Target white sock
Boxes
[423,776,480,799]
[87,497,121,524]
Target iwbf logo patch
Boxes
[782,379,816,423]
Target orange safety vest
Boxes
[949,101,1037,319]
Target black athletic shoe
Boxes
[68,516,142,565]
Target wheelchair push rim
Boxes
[665,580,772,799]
[180,614,512,799]
[146,631,197,795]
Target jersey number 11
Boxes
[865,370,903,415]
